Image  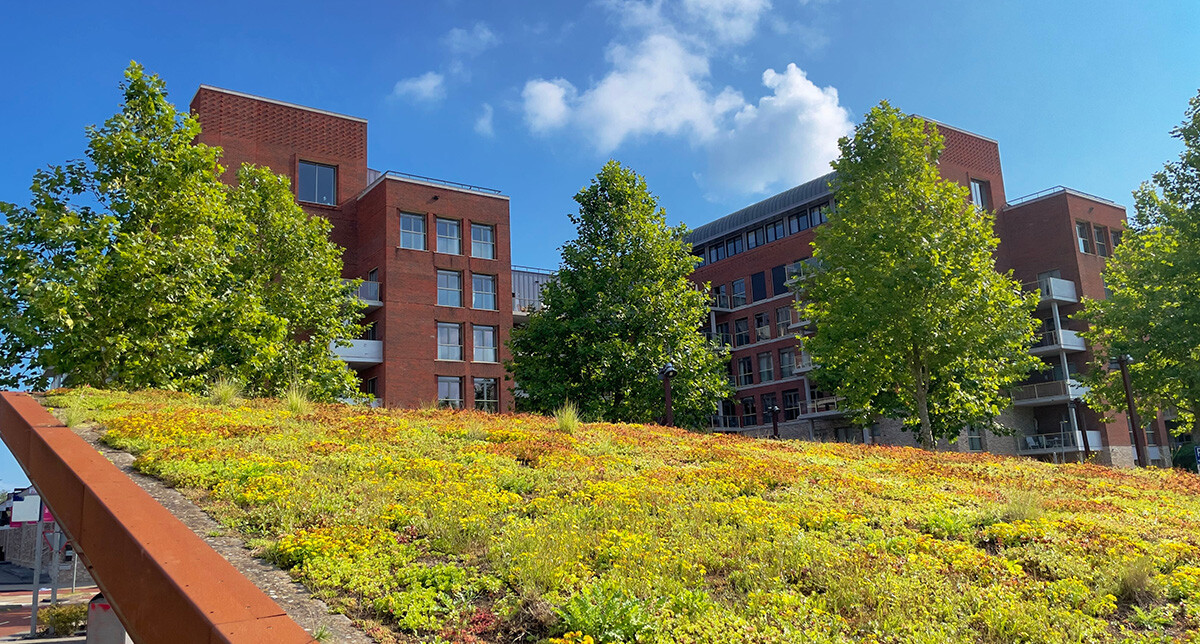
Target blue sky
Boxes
[1,1,1198,487]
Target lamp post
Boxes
[1117,355,1150,468]
[768,405,781,440]
[659,363,678,426]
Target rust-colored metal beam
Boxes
[0,392,315,644]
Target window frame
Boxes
[473,324,498,363]
[471,223,496,259]
[472,274,498,310]
[969,179,990,210]
[733,318,750,346]
[757,352,774,382]
[400,213,427,250]
[1093,224,1110,257]
[297,160,337,206]
[436,218,462,255]
[436,270,463,307]
[1076,221,1094,254]
[437,376,463,409]
[731,279,747,307]
[436,322,463,361]
[740,396,757,426]
[474,377,499,413]
[779,348,796,378]
[737,356,754,386]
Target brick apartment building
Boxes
[686,123,1171,468]
[191,85,533,411]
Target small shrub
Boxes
[555,581,654,643]
[39,603,87,636]
[555,401,581,434]
[1117,556,1162,606]
[1130,605,1174,630]
[285,382,311,415]
[1000,491,1043,523]
[208,376,244,406]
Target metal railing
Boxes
[1008,186,1119,208]
[1027,276,1078,303]
[712,293,731,309]
[1010,379,1086,402]
[513,266,555,313]
[355,280,380,302]
[375,170,504,195]
[1033,329,1086,351]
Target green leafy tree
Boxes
[508,160,730,428]
[0,62,362,399]
[1081,90,1200,445]
[802,102,1040,449]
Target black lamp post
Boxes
[659,363,678,426]
[768,405,781,439]
[1116,354,1150,467]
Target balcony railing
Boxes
[1029,277,1079,305]
[705,331,732,346]
[1031,329,1087,354]
[513,266,555,317]
[345,280,383,311]
[1017,430,1103,454]
[1010,379,1087,405]
[330,339,383,369]
[712,293,731,310]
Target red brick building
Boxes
[191,86,516,411]
[687,122,1167,468]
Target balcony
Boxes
[331,339,383,369]
[1017,429,1103,455]
[1010,379,1088,406]
[705,331,732,346]
[1031,277,1078,307]
[513,265,555,322]
[756,326,772,341]
[711,293,732,312]
[1030,329,1087,356]
[346,280,383,312]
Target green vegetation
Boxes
[0,62,362,400]
[804,102,1041,448]
[1082,89,1200,445]
[49,388,1200,642]
[508,161,730,429]
[38,603,87,636]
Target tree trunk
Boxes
[911,354,934,450]
[1191,406,1200,449]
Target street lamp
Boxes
[1116,354,1150,468]
[768,405,781,440]
[659,362,678,426]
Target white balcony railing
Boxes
[1031,329,1087,354]
[1010,379,1088,406]
[1031,277,1079,305]
[331,339,383,369]
[345,280,383,312]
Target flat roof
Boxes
[1007,185,1122,209]
[685,171,835,246]
[358,171,509,201]
[192,85,368,124]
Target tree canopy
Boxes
[0,62,362,399]
[507,160,730,428]
[1081,89,1200,445]
[802,102,1040,448]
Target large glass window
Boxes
[737,357,754,386]
[765,220,786,243]
[437,218,462,254]
[437,270,462,307]
[471,223,496,259]
[747,228,764,250]
[437,322,462,360]
[731,279,746,307]
[779,348,796,378]
[782,389,802,420]
[726,236,743,257]
[472,274,497,310]
[754,313,771,342]
[776,306,792,336]
[474,377,499,413]
[967,426,983,452]
[298,161,336,205]
[734,318,750,346]
[473,325,498,362]
[400,213,426,250]
[741,396,757,426]
[1076,221,1094,254]
[708,244,724,263]
[811,203,830,225]
[758,352,774,382]
[437,376,463,409]
[789,210,810,234]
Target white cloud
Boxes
[682,0,771,44]
[391,72,446,103]
[706,63,853,194]
[522,78,576,133]
[443,22,500,57]
[474,103,495,137]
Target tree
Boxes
[0,62,362,399]
[801,102,1040,449]
[507,161,730,428]
[1081,89,1200,446]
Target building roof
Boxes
[191,85,369,124]
[685,171,836,247]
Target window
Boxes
[436,218,461,254]
[771,265,788,296]
[715,322,731,346]
[1094,224,1109,257]
[1111,229,1123,247]
[437,322,462,360]
[776,306,791,336]
[298,161,336,205]
[765,220,786,243]
[474,325,498,362]
[364,377,377,397]
[734,318,750,346]
[758,352,774,382]
[400,213,426,250]
[967,426,983,452]
[713,284,729,308]
[693,248,705,267]
[970,179,990,210]
[755,312,771,342]
[1076,221,1094,254]
[811,203,830,225]
[726,236,743,257]
[737,357,754,386]
[779,348,796,378]
[363,322,377,341]
[367,267,378,282]
[750,272,767,302]
[472,274,497,310]
[474,377,499,413]
[731,279,747,307]
[437,270,462,307]
[741,396,757,426]
[708,244,724,263]
[782,389,802,420]
[471,223,496,259]
[437,376,463,409]
[762,393,778,418]
[789,210,810,234]
[747,227,764,249]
